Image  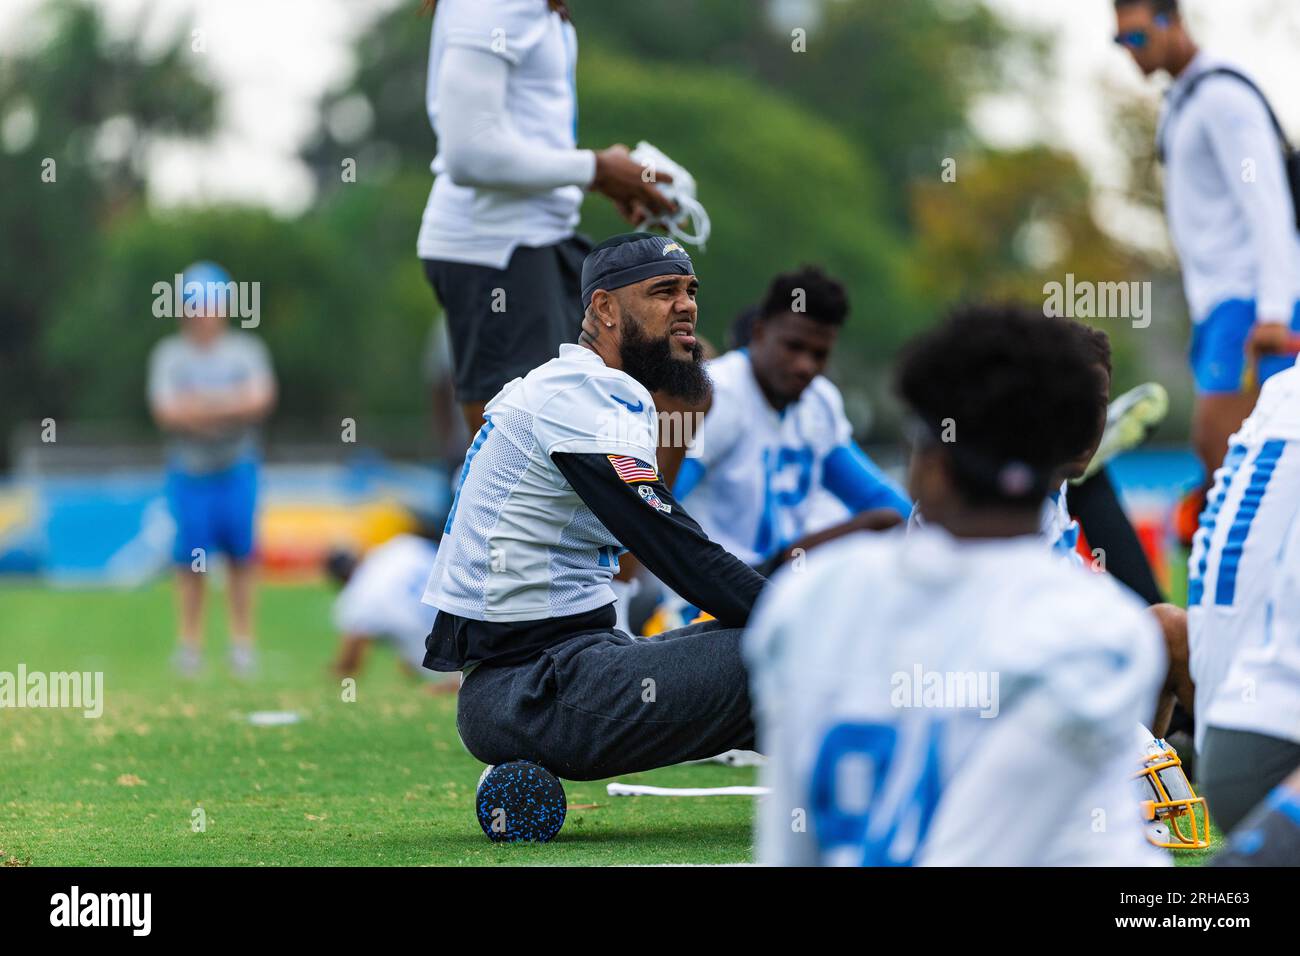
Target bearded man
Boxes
[421,233,767,780]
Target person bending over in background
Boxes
[326,527,455,695]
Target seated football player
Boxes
[1069,382,1171,607]
[747,304,1169,865]
[325,527,455,694]
[1195,368,1300,829]
[1049,326,1163,577]
[671,267,910,575]
[420,233,768,781]
[1052,323,1193,740]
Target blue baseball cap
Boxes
[182,260,231,287]
[581,233,694,310]
[180,261,232,314]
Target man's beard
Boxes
[619,319,711,404]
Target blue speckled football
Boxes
[475,761,567,843]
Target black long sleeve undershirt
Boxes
[1070,467,1165,606]
[551,451,766,627]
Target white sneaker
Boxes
[230,645,257,678]
[172,646,202,677]
[683,750,767,768]
[712,750,766,767]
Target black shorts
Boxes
[422,235,591,403]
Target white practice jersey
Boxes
[333,534,440,673]
[1192,366,1300,748]
[682,349,853,565]
[1158,53,1300,323]
[747,528,1168,867]
[417,0,583,268]
[423,344,657,622]
[1208,502,1300,746]
[1042,481,1082,566]
[911,481,1081,566]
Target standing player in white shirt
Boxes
[1113,0,1300,499]
[418,0,675,437]
[675,267,910,573]
[747,305,1168,866]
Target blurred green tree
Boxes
[565,0,1027,229]
[21,0,1185,454]
[1,0,215,464]
[43,198,436,448]
[909,144,1185,424]
[299,1,932,438]
[52,45,922,442]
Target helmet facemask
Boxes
[1133,737,1212,850]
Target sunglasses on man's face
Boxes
[1114,29,1150,50]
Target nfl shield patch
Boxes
[637,484,672,514]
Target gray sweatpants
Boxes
[455,619,755,781]
[1200,726,1300,833]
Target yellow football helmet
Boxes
[1132,725,1211,850]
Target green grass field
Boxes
[1,578,1217,866]
[0,581,755,866]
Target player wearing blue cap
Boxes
[147,262,277,677]
[422,233,767,780]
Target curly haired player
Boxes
[747,304,1168,866]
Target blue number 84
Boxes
[810,721,944,866]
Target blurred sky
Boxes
[3,0,1299,243]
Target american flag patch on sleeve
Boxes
[607,455,659,484]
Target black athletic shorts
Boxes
[422,235,591,403]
